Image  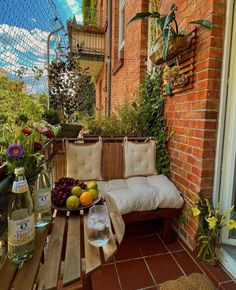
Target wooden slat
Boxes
[63,213,81,286]
[172,84,193,94]
[14,226,50,290]
[0,258,18,290]
[180,64,194,74]
[179,57,194,69]
[38,213,66,290]
[104,194,125,244]
[102,143,124,181]
[102,227,117,262]
[83,215,101,274]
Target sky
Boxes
[0,0,82,95]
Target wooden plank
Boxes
[172,84,193,94]
[179,50,195,63]
[63,213,81,286]
[104,194,125,244]
[102,227,117,262]
[14,226,50,290]
[0,258,18,290]
[102,143,124,181]
[83,215,101,275]
[180,64,194,74]
[38,213,66,290]
[179,57,194,69]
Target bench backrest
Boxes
[53,141,125,181]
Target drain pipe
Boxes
[106,0,112,116]
[47,25,64,109]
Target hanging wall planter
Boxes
[150,35,191,65]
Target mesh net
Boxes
[0,0,68,96]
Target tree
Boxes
[48,56,95,123]
[0,77,44,123]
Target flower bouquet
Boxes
[0,114,60,186]
[192,193,236,265]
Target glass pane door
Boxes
[220,3,236,246]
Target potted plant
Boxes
[191,192,236,265]
[128,3,212,63]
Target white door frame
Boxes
[213,0,235,206]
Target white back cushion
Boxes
[66,141,102,180]
[124,140,157,178]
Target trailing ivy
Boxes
[139,66,170,176]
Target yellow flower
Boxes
[192,207,201,216]
[206,216,217,229]
[226,220,236,230]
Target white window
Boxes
[118,0,125,59]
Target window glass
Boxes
[118,0,125,59]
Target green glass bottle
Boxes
[33,164,52,228]
[8,167,35,264]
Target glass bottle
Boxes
[33,164,52,228]
[8,167,35,264]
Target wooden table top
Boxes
[0,194,125,290]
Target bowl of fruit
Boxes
[51,177,101,211]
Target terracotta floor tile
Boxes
[114,237,142,261]
[91,264,121,290]
[165,239,184,252]
[146,253,183,284]
[116,258,155,290]
[172,251,203,275]
[219,281,236,290]
[137,235,167,256]
[196,260,232,287]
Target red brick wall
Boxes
[95,0,149,113]
[157,0,226,247]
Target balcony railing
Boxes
[67,8,105,77]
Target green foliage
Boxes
[42,109,61,125]
[0,76,44,124]
[139,66,170,176]
[48,56,95,123]
[129,3,212,60]
[37,92,48,111]
[82,0,97,25]
[81,100,142,136]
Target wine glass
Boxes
[87,205,111,247]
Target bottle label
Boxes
[35,188,51,213]
[8,214,35,246]
[12,180,28,193]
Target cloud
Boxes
[66,0,82,21]
[0,24,48,57]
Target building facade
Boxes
[68,0,236,277]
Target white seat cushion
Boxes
[106,175,184,215]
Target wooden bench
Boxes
[53,139,183,244]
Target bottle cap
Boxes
[14,167,25,175]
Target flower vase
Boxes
[196,234,220,266]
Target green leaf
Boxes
[190,20,212,29]
[128,11,160,24]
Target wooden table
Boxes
[0,194,125,290]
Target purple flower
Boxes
[7,144,24,158]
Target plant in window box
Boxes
[128,3,212,64]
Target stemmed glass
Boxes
[87,205,111,247]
